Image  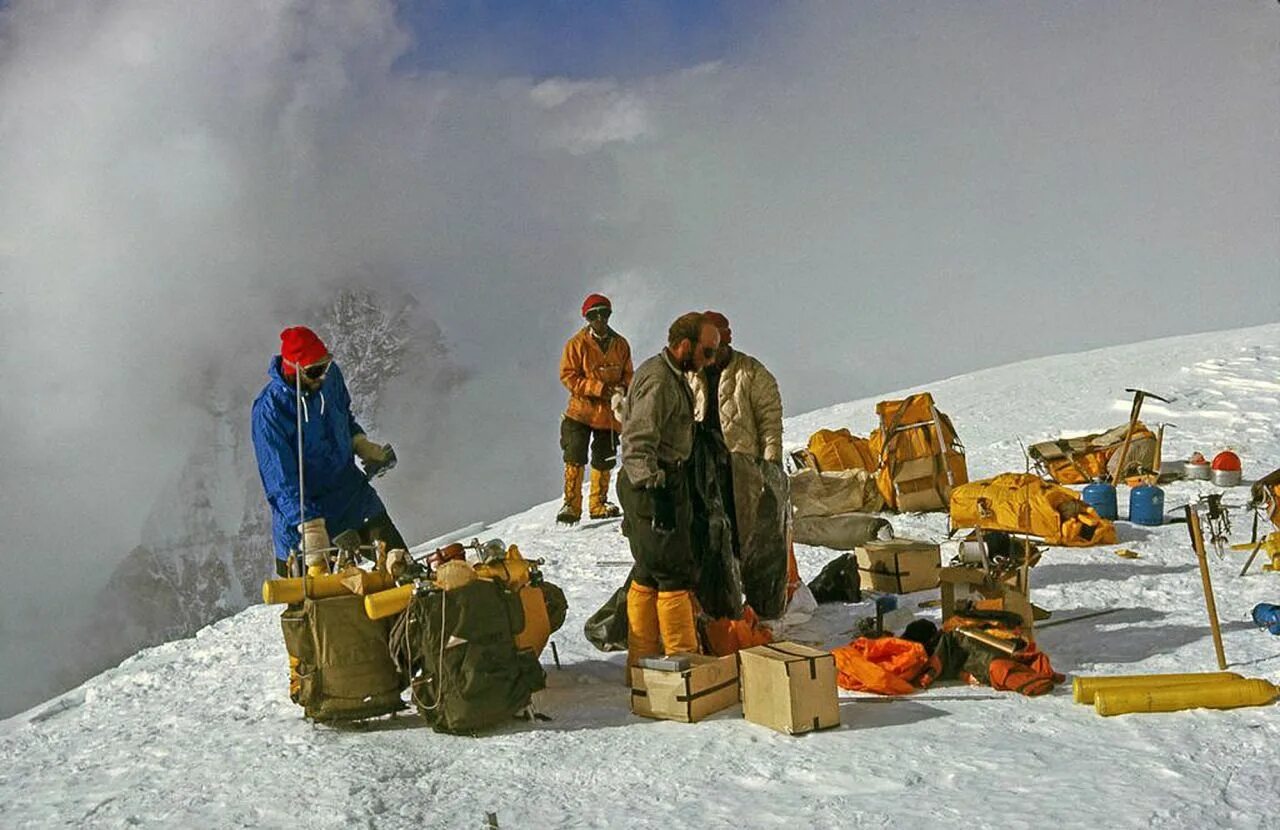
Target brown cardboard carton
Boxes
[739,642,840,735]
[629,653,740,723]
[855,538,941,593]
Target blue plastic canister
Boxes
[1128,483,1165,526]
[1082,481,1118,520]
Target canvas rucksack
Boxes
[279,593,406,722]
[871,393,968,512]
[399,578,547,735]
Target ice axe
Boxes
[1110,388,1173,485]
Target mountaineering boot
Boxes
[557,464,584,525]
[589,468,622,519]
[626,583,662,669]
[657,590,701,655]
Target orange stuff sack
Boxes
[949,473,1117,547]
[831,637,930,695]
[704,606,774,656]
[807,428,878,472]
[987,650,1063,696]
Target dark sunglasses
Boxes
[302,360,331,380]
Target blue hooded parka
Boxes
[252,356,386,560]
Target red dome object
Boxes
[1211,451,1241,472]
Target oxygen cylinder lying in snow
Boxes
[1072,672,1244,704]
[1094,678,1278,716]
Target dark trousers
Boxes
[561,417,618,471]
[617,469,696,591]
[273,511,408,577]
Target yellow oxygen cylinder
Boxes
[1094,678,1278,716]
[514,585,552,656]
[262,569,395,605]
[364,583,416,620]
[1072,672,1243,704]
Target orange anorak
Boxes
[560,327,632,431]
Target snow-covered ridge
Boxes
[4,323,1280,828]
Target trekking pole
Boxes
[1187,505,1227,670]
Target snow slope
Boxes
[4,324,1280,829]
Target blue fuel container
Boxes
[1082,480,1118,521]
[1252,603,1280,635]
[1128,483,1165,526]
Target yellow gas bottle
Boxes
[1094,678,1278,716]
[261,569,395,605]
[364,583,416,619]
[1072,672,1243,704]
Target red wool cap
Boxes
[279,326,329,372]
[582,293,611,316]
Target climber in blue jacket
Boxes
[252,326,406,576]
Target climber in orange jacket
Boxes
[557,293,633,524]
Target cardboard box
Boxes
[855,538,941,593]
[739,642,840,735]
[630,653,739,723]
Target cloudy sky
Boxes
[0,0,1276,711]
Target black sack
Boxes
[689,425,743,619]
[807,552,862,604]
[405,579,546,734]
[584,578,631,652]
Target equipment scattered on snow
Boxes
[1027,422,1157,485]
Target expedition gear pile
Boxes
[265,539,566,732]
[1028,421,1158,484]
[949,473,1117,546]
[797,393,967,513]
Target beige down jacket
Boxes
[688,350,783,463]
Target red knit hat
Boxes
[279,326,329,373]
[582,293,611,317]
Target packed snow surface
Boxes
[4,324,1280,828]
